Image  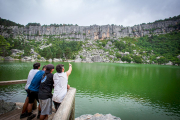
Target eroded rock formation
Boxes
[1,18,180,41]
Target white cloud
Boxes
[0,0,180,26]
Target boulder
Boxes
[4,56,14,61]
[75,58,82,62]
[104,45,109,49]
[146,60,150,63]
[11,49,24,54]
[107,41,112,45]
[75,113,121,120]
[120,52,129,57]
[92,55,102,62]
[133,50,136,53]
[11,49,24,58]
[53,58,62,62]
[109,55,115,59]
[177,55,180,60]
[75,55,80,59]
[0,100,16,115]
[131,61,134,63]
[40,57,46,61]
[48,59,52,62]
[142,56,147,60]
[85,57,93,63]
[166,61,173,65]
[39,43,52,50]
[156,56,161,59]
[67,60,74,62]
[21,56,32,61]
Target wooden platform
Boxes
[0,108,55,120]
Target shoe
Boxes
[20,112,28,119]
[27,113,36,120]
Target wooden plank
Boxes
[0,108,55,120]
[0,109,22,120]
[0,79,27,86]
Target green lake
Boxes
[0,61,180,120]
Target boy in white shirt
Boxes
[52,63,72,111]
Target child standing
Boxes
[38,64,54,120]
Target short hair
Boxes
[42,65,46,70]
[45,64,54,74]
[33,63,40,69]
[56,64,64,73]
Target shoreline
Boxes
[0,57,179,66]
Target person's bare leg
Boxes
[27,103,33,113]
[37,104,41,118]
[45,115,48,120]
[22,97,29,114]
[38,104,41,111]
[27,103,36,119]
[40,115,47,120]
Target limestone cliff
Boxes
[0,17,180,41]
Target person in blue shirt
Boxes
[28,65,46,92]
[20,62,40,119]
[26,65,46,120]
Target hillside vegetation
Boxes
[115,31,180,64]
[0,17,24,27]
[0,16,180,65]
[1,30,180,65]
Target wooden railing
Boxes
[0,80,77,120]
[0,79,27,85]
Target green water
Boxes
[0,61,180,120]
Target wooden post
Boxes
[53,87,76,120]
[69,97,75,120]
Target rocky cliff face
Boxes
[0,18,180,41]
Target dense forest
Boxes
[113,32,180,64]
[37,38,82,59]
[0,35,82,60]
[0,17,24,27]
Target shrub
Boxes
[37,55,41,59]
[121,55,131,63]
[133,55,142,63]
[116,53,121,58]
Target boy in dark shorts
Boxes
[26,65,46,120]
[38,64,54,120]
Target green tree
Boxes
[157,57,167,64]
[0,35,10,57]
[65,47,72,59]
[121,55,131,63]
[56,48,63,58]
[45,48,53,59]
[133,55,142,63]
[115,41,125,51]
[116,52,122,58]
[24,46,31,56]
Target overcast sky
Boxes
[0,0,180,27]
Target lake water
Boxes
[0,61,180,120]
